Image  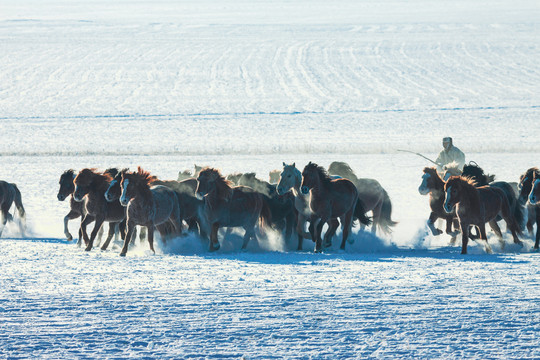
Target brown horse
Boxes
[444,176,522,254]
[301,162,358,252]
[119,167,183,256]
[418,167,459,243]
[73,168,126,252]
[196,168,271,251]
[0,180,26,237]
[328,161,397,235]
[518,167,540,249]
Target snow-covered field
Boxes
[0,0,539,358]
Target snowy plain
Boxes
[0,0,539,358]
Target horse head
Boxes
[328,161,358,183]
[57,169,76,201]
[73,168,98,202]
[120,167,156,206]
[519,167,539,205]
[443,176,463,213]
[442,161,462,181]
[277,162,299,195]
[301,162,328,195]
[105,169,127,202]
[268,169,281,184]
[196,168,232,201]
[529,172,540,205]
[418,167,441,195]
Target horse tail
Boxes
[378,189,398,234]
[12,184,26,220]
[259,195,273,230]
[353,198,371,227]
[503,183,525,235]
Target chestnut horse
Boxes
[0,180,26,237]
[518,167,540,249]
[196,168,272,251]
[301,162,360,252]
[444,176,522,254]
[57,169,106,245]
[73,168,126,251]
[418,167,459,243]
[328,161,396,235]
[119,167,183,256]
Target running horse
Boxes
[119,167,184,256]
[328,161,397,235]
[418,167,459,243]
[444,176,522,254]
[0,180,26,237]
[301,162,365,252]
[73,168,126,251]
[196,167,272,251]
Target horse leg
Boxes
[340,211,354,250]
[488,220,505,249]
[241,228,255,250]
[371,203,382,235]
[314,218,324,253]
[535,207,540,250]
[323,219,339,248]
[460,221,469,254]
[428,212,443,236]
[95,223,105,247]
[63,210,80,241]
[284,211,295,243]
[296,213,312,240]
[100,222,118,251]
[0,209,8,238]
[120,221,136,256]
[79,214,94,247]
[209,223,220,252]
[146,223,156,253]
[478,223,493,254]
[85,216,105,252]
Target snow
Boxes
[0,0,539,358]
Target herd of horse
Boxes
[0,160,539,256]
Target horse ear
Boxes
[292,162,295,168]
[307,161,311,165]
[283,162,286,167]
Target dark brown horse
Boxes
[418,167,459,243]
[518,167,540,249]
[444,176,522,254]
[328,161,397,235]
[196,168,271,251]
[0,180,26,237]
[301,162,359,252]
[73,168,126,252]
[119,167,184,256]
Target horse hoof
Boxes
[209,243,220,252]
[433,229,443,236]
[100,246,107,251]
[119,252,126,257]
[314,248,322,253]
[323,241,332,248]
[84,247,92,252]
[66,235,73,241]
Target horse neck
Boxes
[457,181,480,211]
[131,181,153,208]
[309,175,326,198]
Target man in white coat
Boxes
[435,137,465,173]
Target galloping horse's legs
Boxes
[296,213,312,240]
[241,227,255,250]
[120,220,135,256]
[85,215,105,251]
[478,223,493,254]
[63,210,80,241]
[146,223,155,253]
[340,210,354,250]
[323,219,340,248]
[100,221,119,251]
[284,211,295,243]
[460,221,470,254]
[79,214,95,247]
[314,218,325,253]
[428,212,443,236]
[0,208,9,238]
[371,203,382,236]
[444,215,459,237]
[489,220,505,248]
[535,207,540,249]
[118,219,126,241]
[209,222,221,252]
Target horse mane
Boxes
[305,162,333,189]
[423,166,439,178]
[527,167,540,179]
[133,166,158,185]
[448,175,478,188]
[463,162,494,186]
[62,169,75,178]
[200,167,234,201]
